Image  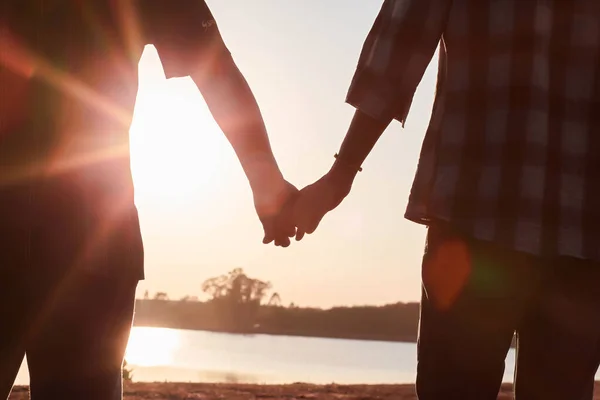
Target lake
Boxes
[11,326,595,385]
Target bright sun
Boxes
[129,47,229,210]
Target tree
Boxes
[153,292,169,301]
[202,268,273,331]
[202,268,272,304]
[268,292,282,307]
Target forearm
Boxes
[191,60,283,193]
[328,109,391,183]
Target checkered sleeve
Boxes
[346,0,452,125]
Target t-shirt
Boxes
[0,0,229,197]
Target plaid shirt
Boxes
[346,0,600,261]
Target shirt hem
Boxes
[403,208,597,263]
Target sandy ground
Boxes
[7,382,543,399]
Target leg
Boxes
[580,379,595,400]
[25,175,143,400]
[0,186,34,399]
[416,225,541,400]
[0,268,28,400]
[26,274,138,400]
[515,257,600,400]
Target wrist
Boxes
[327,159,357,190]
[245,156,284,193]
[330,152,361,177]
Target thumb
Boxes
[304,213,324,235]
[293,191,324,237]
[295,209,323,237]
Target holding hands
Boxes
[256,110,389,246]
[292,164,356,241]
[258,160,357,247]
[254,178,299,248]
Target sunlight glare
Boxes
[130,47,230,211]
[125,327,181,367]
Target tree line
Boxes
[133,268,420,342]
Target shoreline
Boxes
[9,382,527,399]
[133,299,420,344]
[136,324,416,343]
[136,324,520,347]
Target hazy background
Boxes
[129,0,439,308]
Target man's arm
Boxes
[294,0,452,238]
[334,0,452,181]
[327,110,390,186]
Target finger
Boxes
[294,216,313,239]
[262,222,275,244]
[274,236,291,248]
[263,234,274,245]
[292,205,310,238]
[293,195,325,234]
[273,225,292,247]
[295,209,321,236]
[307,209,329,234]
[281,201,299,238]
[277,212,296,238]
[305,218,320,235]
[283,223,296,238]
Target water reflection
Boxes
[121,327,415,384]
[125,327,180,366]
[15,326,554,386]
[123,328,266,384]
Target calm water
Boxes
[12,326,592,385]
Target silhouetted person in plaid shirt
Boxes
[293,1,600,398]
[0,1,296,398]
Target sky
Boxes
[129,0,440,308]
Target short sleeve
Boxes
[140,0,230,78]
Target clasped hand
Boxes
[255,170,354,247]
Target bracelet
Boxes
[334,153,363,172]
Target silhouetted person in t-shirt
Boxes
[0,2,296,398]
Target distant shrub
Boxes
[122,359,134,382]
